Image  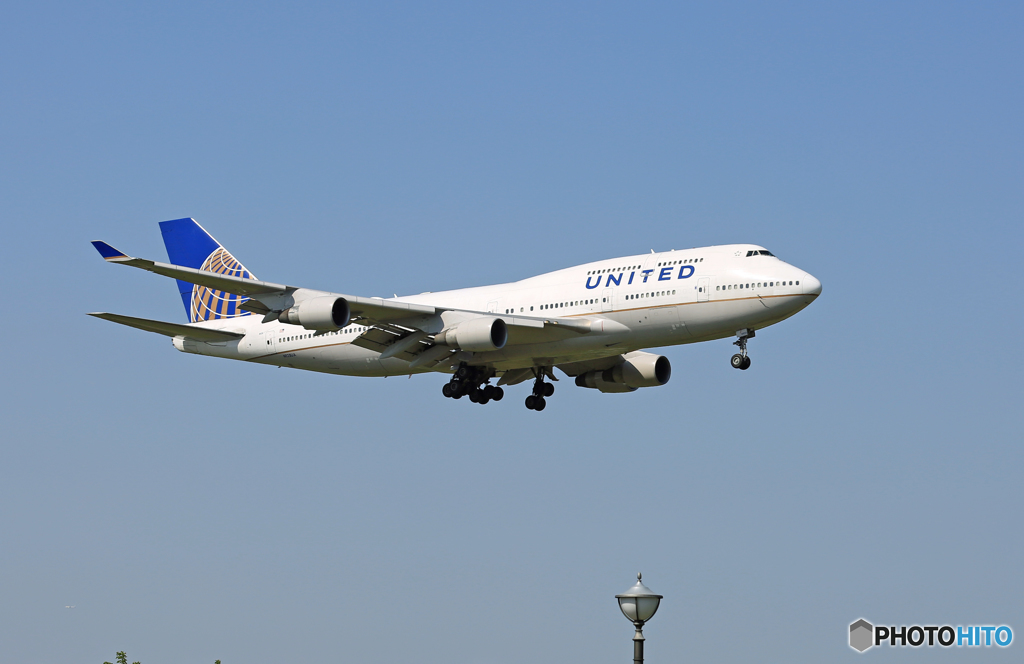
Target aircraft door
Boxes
[261,329,276,354]
[697,277,710,302]
[602,288,614,312]
[487,300,498,313]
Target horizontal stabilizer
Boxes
[88,312,245,342]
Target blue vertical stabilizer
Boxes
[158,218,256,323]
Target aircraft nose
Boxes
[804,274,822,297]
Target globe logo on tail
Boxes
[189,247,255,322]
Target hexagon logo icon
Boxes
[850,619,874,652]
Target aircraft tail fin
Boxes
[158,218,257,323]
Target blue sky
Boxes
[1,2,1021,662]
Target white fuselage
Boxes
[177,244,821,376]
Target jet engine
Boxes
[574,352,672,393]
[279,296,351,331]
[433,317,508,352]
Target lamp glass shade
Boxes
[618,597,639,622]
[616,575,663,624]
[635,596,661,622]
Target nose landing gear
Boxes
[731,328,754,370]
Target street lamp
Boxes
[616,573,663,664]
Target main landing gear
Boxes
[525,373,555,411]
[441,364,556,411]
[441,363,504,405]
[730,328,754,370]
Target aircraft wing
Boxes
[87,312,245,342]
[91,241,615,365]
[350,321,434,361]
[91,241,436,322]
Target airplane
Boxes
[90,218,822,411]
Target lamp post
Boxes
[616,573,663,664]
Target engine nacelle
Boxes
[279,296,350,331]
[433,317,507,352]
[172,336,199,354]
[574,353,672,393]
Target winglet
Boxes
[91,241,129,261]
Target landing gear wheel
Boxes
[731,329,755,371]
[491,387,504,402]
[525,395,538,410]
[533,396,547,411]
[442,383,453,398]
[483,385,496,400]
[542,382,554,397]
[457,365,470,378]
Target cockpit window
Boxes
[759,250,775,256]
[747,249,776,257]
